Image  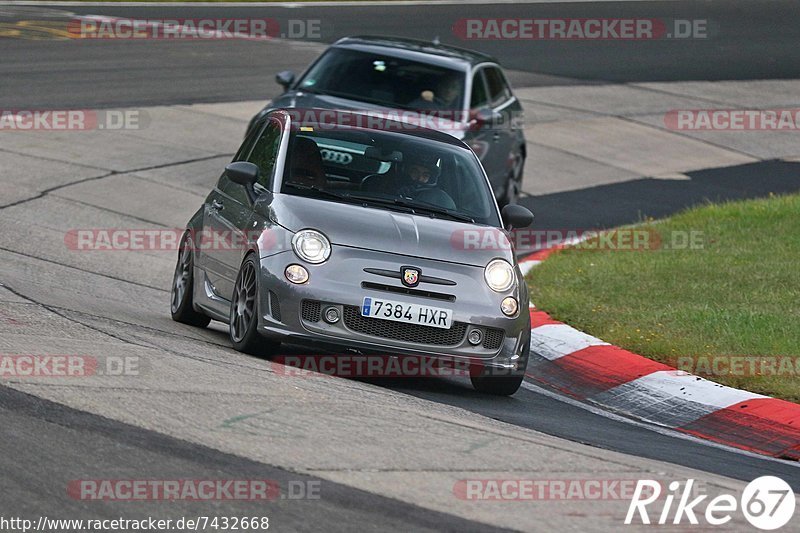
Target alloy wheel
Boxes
[171,242,192,313]
[231,260,257,343]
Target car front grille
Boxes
[482,327,505,350]
[342,305,467,346]
[303,300,505,351]
[301,300,321,322]
[269,291,281,322]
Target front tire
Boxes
[170,233,211,328]
[470,372,525,396]
[229,253,279,357]
[470,328,529,396]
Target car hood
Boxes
[274,91,467,140]
[269,194,512,267]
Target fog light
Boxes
[285,264,309,284]
[467,329,483,345]
[501,297,518,317]
[324,306,340,324]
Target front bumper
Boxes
[256,247,530,371]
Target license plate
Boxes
[361,297,453,329]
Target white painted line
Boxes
[652,172,691,180]
[517,235,589,273]
[529,323,608,361]
[520,380,800,468]
[518,259,540,276]
[593,370,767,428]
[632,370,766,408]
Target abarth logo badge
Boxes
[402,267,420,287]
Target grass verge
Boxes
[527,193,800,403]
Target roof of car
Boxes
[332,35,497,66]
[273,108,471,148]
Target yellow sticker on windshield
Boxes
[300,126,314,132]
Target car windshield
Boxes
[296,48,466,112]
[278,124,500,226]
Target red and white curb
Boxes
[519,247,800,461]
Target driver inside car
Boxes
[397,155,456,210]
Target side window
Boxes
[470,70,489,109]
[216,174,251,206]
[485,67,512,107]
[233,120,263,162]
[248,119,282,191]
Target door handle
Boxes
[211,199,224,211]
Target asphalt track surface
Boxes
[3,0,800,108]
[0,386,508,532]
[2,1,800,530]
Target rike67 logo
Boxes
[626,476,796,530]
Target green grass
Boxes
[528,193,800,403]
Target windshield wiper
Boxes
[284,185,414,213]
[283,182,348,201]
[344,194,475,223]
[399,200,475,223]
[336,193,416,214]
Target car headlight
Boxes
[292,229,331,264]
[484,259,515,292]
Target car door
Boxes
[481,66,518,194]
[200,175,254,305]
[465,67,508,195]
[465,68,495,173]
[200,119,282,303]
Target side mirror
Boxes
[275,70,295,91]
[501,204,534,230]
[225,162,259,186]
